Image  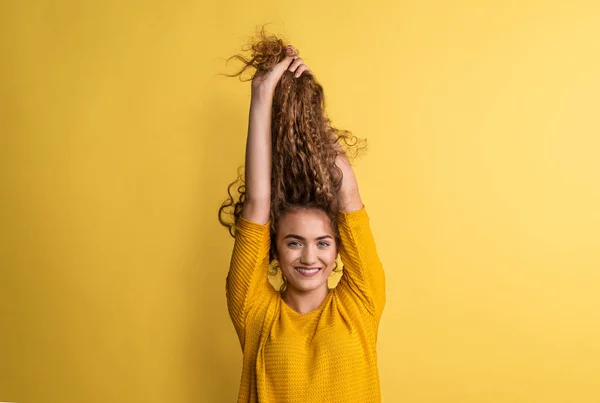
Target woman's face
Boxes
[275,208,338,294]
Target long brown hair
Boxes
[218,26,366,262]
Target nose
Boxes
[300,245,317,265]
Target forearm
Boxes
[335,154,363,212]
[242,91,273,224]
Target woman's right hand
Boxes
[251,45,310,98]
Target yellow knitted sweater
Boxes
[226,206,386,403]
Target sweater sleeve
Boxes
[337,205,386,320]
[225,216,274,345]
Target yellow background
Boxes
[1,1,599,402]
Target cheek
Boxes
[323,249,338,265]
[276,247,296,265]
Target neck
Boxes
[282,284,330,314]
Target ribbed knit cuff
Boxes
[236,216,271,237]
[338,205,369,230]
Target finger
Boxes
[276,52,297,71]
[294,64,310,78]
[270,56,296,80]
[270,46,299,78]
[279,45,298,68]
[288,57,304,73]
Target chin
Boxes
[290,283,326,293]
[288,277,329,292]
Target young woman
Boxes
[219,33,386,403]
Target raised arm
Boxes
[240,91,273,224]
[335,154,363,213]
[335,154,386,320]
[242,45,302,224]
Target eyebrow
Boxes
[283,234,334,241]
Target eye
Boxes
[287,241,302,248]
[317,241,330,248]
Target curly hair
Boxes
[218,26,366,266]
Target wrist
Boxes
[251,85,274,103]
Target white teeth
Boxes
[296,268,319,274]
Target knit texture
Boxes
[226,206,386,402]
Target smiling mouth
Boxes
[294,267,321,277]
